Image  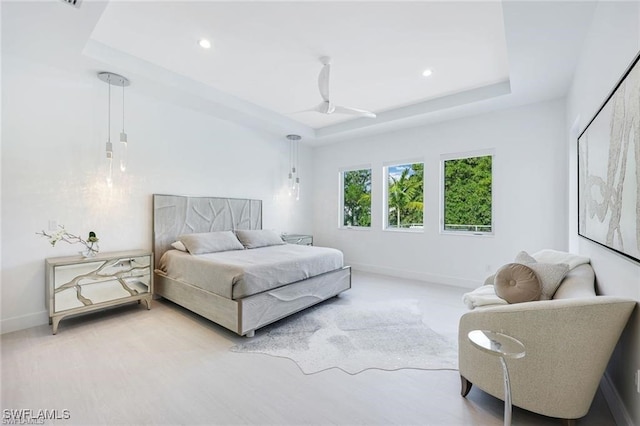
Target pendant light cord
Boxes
[122,82,125,132]
[107,78,111,142]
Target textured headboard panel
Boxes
[152,194,262,268]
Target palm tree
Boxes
[388,165,423,228]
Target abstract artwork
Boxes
[578,52,640,263]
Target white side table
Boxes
[468,330,525,426]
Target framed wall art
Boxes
[578,51,640,263]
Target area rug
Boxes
[230,298,458,375]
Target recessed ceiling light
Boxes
[422,68,433,77]
[198,39,212,49]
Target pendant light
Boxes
[286,134,301,200]
[98,72,130,187]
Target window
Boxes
[340,167,372,228]
[441,151,493,234]
[384,162,424,230]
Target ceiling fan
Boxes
[300,56,376,119]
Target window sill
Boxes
[383,227,424,233]
[440,230,494,237]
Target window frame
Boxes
[339,165,373,230]
[440,149,495,236]
[383,159,425,233]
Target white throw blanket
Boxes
[462,285,507,310]
[531,249,590,270]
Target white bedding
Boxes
[157,244,344,299]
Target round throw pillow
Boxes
[494,263,542,303]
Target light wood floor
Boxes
[1,271,615,425]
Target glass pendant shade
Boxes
[106,141,113,187]
[286,134,302,200]
[119,132,128,172]
[98,71,130,186]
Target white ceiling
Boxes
[2,0,598,145]
[89,1,510,130]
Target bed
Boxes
[153,194,351,337]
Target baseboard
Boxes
[1,310,48,335]
[600,372,634,426]
[345,260,480,290]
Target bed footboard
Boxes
[239,266,351,335]
[155,266,351,337]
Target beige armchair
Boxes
[458,261,635,425]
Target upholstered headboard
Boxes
[152,194,262,268]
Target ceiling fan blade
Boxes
[332,105,376,118]
[318,63,330,102]
[291,102,329,115]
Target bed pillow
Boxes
[235,229,285,249]
[494,263,542,303]
[179,231,244,255]
[171,241,187,252]
[514,251,570,300]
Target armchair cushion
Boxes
[552,264,596,299]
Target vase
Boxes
[80,243,99,258]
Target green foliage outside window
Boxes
[443,155,492,232]
[343,169,371,227]
[387,163,424,229]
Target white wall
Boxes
[1,52,314,333]
[566,2,640,424]
[312,99,567,288]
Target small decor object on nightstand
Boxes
[84,231,100,257]
[37,226,100,257]
[282,234,313,246]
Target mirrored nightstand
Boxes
[282,234,313,246]
[46,250,153,334]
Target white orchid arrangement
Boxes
[37,226,100,256]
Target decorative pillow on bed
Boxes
[179,231,245,254]
[235,229,285,249]
[494,263,542,303]
[514,251,570,300]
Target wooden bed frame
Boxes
[152,194,351,337]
